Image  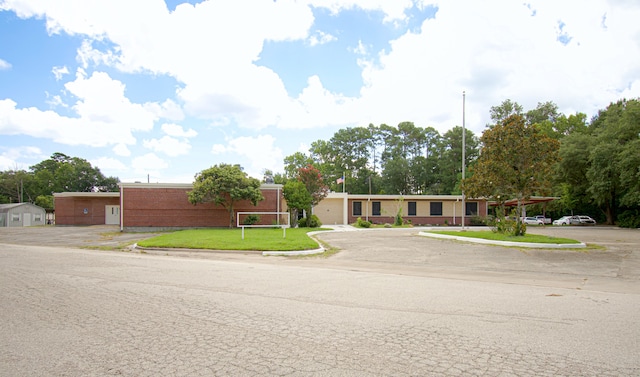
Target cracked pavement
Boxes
[1,226,639,376]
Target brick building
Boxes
[53,183,284,231]
[54,182,490,229]
[314,193,488,226]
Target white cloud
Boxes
[144,99,184,122]
[211,144,227,154]
[307,0,414,22]
[211,135,283,179]
[143,135,191,157]
[131,153,168,176]
[161,123,197,138]
[45,94,67,108]
[0,155,15,171]
[51,65,69,80]
[112,143,131,157]
[90,156,127,173]
[351,0,640,132]
[0,70,169,147]
[2,0,640,179]
[0,146,44,171]
[309,30,337,46]
[0,58,11,70]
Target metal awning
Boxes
[488,196,560,207]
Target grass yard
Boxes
[429,230,581,244]
[137,227,327,251]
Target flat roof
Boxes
[489,196,560,207]
[118,182,283,190]
[53,192,120,198]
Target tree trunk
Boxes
[228,204,235,228]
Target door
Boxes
[23,213,31,226]
[105,205,120,225]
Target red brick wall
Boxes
[54,196,120,225]
[122,187,283,228]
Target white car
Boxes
[523,217,544,225]
[570,215,597,225]
[553,216,572,226]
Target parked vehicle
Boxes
[534,215,551,224]
[569,215,597,225]
[523,217,544,225]
[553,216,572,226]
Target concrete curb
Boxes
[418,231,587,248]
[131,229,329,257]
[263,230,327,256]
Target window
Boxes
[352,201,362,216]
[408,202,417,216]
[34,214,42,222]
[11,213,20,222]
[430,202,443,216]
[372,201,381,216]
[466,202,478,216]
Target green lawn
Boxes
[137,227,326,251]
[429,230,581,244]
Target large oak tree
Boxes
[463,114,560,235]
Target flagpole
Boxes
[462,91,466,230]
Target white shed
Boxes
[0,203,47,227]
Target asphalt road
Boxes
[1,225,639,376]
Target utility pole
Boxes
[462,91,466,230]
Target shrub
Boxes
[298,217,307,227]
[618,210,640,228]
[242,214,260,225]
[394,212,403,226]
[469,216,486,226]
[491,210,526,236]
[355,217,371,228]
[307,214,322,228]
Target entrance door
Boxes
[105,205,120,225]
[23,213,31,226]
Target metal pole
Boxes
[462,91,466,229]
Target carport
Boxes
[488,196,559,217]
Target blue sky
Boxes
[1,0,639,183]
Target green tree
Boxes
[585,99,640,224]
[283,152,314,180]
[188,164,264,228]
[282,180,312,227]
[30,152,119,193]
[489,99,523,125]
[464,115,560,235]
[0,169,35,203]
[437,126,479,195]
[525,101,560,125]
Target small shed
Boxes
[0,203,47,227]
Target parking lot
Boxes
[1,224,639,376]
[1,224,639,293]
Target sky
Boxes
[1,0,639,183]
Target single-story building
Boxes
[53,183,286,231]
[118,182,285,231]
[53,192,121,226]
[54,182,489,229]
[314,193,487,226]
[0,203,47,227]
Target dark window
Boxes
[466,202,478,216]
[353,201,362,216]
[372,201,381,216]
[430,202,443,216]
[408,201,417,216]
